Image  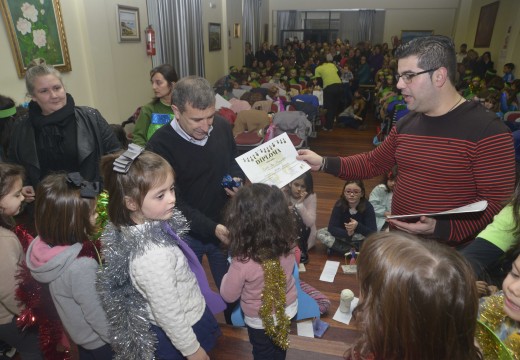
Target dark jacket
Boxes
[7,106,120,187]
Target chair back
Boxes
[504,111,520,123]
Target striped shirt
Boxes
[326,101,515,246]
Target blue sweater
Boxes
[327,200,377,239]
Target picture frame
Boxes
[474,1,499,48]
[401,30,434,44]
[208,22,221,51]
[0,0,71,78]
[117,5,140,43]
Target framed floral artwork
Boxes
[0,0,71,78]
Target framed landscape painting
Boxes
[0,0,71,78]
[117,5,140,42]
[209,22,221,51]
[401,30,434,44]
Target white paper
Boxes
[215,94,231,110]
[296,320,315,338]
[386,200,488,220]
[298,263,306,272]
[235,132,311,189]
[319,260,340,282]
[332,297,359,325]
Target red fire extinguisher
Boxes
[145,25,156,56]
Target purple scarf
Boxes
[161,222,226,315]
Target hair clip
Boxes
[66,172,100,199]
[113,144,144,174]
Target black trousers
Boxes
[246,326,286,360]
[323,83,344,129]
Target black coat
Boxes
[8,106,120,187]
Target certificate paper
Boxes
[235,132,311,188]
[386,200,488,220]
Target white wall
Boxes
[202,0,226,85]
[384,9,455,44]
[2,0,518,118]
[0,0,152,124]
[226,0,245,69]
[462,0,520,71]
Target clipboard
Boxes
[386,200,488,220]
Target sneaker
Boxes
[317,228,335,248]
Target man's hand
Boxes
[296,149,323,171]
[387,216,436,235]
[224,177,243,197]
[215,224,230,245]
[22,186,35,203]
[186,347,209,360]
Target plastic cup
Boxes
[339,289,355,313]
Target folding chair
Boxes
[504,111,520,123]
[272,111,312,149]
[233,109,270,154]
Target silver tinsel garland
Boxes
[96,209,190,360]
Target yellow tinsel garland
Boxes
[259,259,291,350]
[476,294,520,360]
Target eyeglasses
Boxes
[344,189,362,195]
[395,67,439,84]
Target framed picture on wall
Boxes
[401,30,434,44]
[209,22,221,51]
[0,0,71,78]
[117,5,140,42]
[474,1,499,48]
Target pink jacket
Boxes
[220,253,297,318]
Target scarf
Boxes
[97,209,224,360]
[29,94,77,171]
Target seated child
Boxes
[476,244,520,359]
[319,180,377,254]
[337,90,366,130]
[369,166,398,230]
[346,231,482,359]
[284,171,317,263]
[461,179,520,287]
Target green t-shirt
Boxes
[478,204,517,252]
[132,100,173,146]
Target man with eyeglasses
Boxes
[298,35,514,247]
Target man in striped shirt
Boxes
[298,35,515,246]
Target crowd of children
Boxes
[2,36,520,360]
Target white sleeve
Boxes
[130,246,201,357]
[297,193,317,228]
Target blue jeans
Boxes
[78,344,114,360]
[152,307,221,360]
